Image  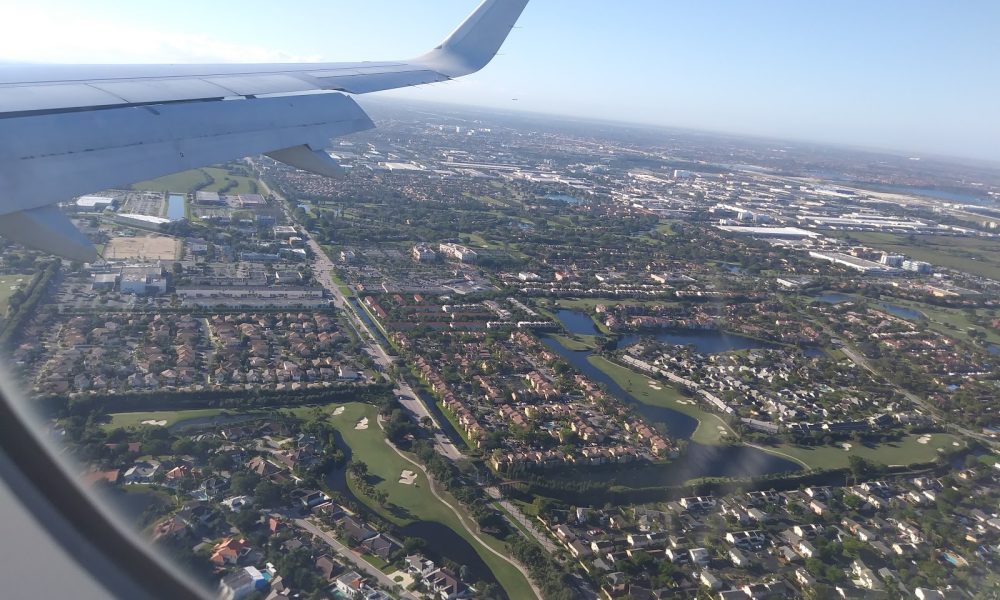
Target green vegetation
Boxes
[0,274,31,316]
[587,355,736,445]
[546,333,598,351]
[102,408,226,431]
[132,169,211,193]
[330,404,536,600]
[132,167,258,195]
[759,433,965,470]
[885,298,1000,345]
[842,232,1000,280]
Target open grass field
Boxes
[200,167,258,194]
[758,433,965,470]
[0,274,31,316]
[132,170,212,194]
[324,403,535,600]
[104,235,179,260]
[842,232,1000,280]
[132,167,258,195]
[587,355,735,445]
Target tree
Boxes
[255,481,283,508]
[348,460,369,480]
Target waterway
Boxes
[166,194,186,221]
[540,335,800,479]
[546,308,802,478]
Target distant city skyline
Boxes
[3,0,999,162]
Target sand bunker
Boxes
[141,419,168,426]
[332,406,345,416]
[841,442,852,451]
[354,417,369,430]
[398,470,417,485]
[917,435,931,445]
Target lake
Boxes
[166,194,186,221]
[875,302,925,321]
[540,334,801,479]
[814,292,855,304]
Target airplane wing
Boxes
[0,0,529,260]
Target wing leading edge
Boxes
[0,0,529,260]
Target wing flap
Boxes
[0,0,529,115]
[0,93,374,216]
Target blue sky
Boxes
[3,0,999,161]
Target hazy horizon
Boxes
[3,0,998,162]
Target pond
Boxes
[540,335,801,479]
[166,194,186,221]
[814,292,855,304]
[875,301,925,321]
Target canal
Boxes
[547,309,802,479]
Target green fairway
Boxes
[325,404,536,600]
[842,232,1000,280]
[587,355,736,445]
[757,433,965,470]
[103,409,226,430]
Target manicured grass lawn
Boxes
[102,408,226,430]
[324,404,535,600]
[546,333,598,351]
[755,433,965,470]
[586,355,735,445]
[842,232,1000,280]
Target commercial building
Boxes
[716,226,819,239]
[75,195,116,212]
[412,244,437,262]
[120,264,167,296]
[808,251,896,275]
[438,242,478,263]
